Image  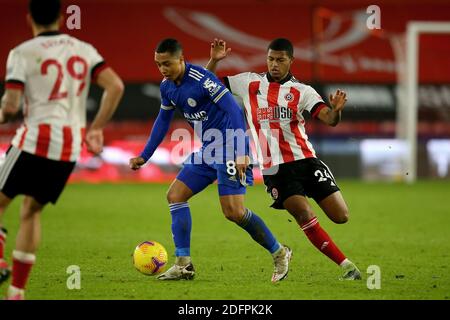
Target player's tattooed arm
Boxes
[318,89,347,127]
[0,89,22,124]
[205,38,231,73]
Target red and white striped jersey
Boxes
[4,32,107,162]
[225,72,327,170]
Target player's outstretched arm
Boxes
[317,89,347,127]
[0,89,22,124]
[86,67,124,155]
[129,107,175,171]
[205,38,231,74]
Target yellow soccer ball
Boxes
[133,241,168,275]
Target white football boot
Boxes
[156,262,195,280]
[271,245,292,283]
[340,260,362,280]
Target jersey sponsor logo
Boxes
[256,106,293,122]
[187,98,197,107]
[184,111,208,122]
[203,78,221,96]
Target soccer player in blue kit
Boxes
[129,39,291,282]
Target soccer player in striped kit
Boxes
[0,0,124,299]
[207,38,361,280]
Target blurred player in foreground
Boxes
[129,38,291,282]
[0,0,124,299]
[206,38,361,280]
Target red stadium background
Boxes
[1,0,450,182]
[1,0,450,83]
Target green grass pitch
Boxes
[1,181,449,300]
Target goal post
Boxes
[312,10,450,182]
[403,21,450,183]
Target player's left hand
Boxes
[236,155,250,184]
[85,128,104,155]
[329,89,347,112]
[210,38,231,61]
[129,156,146,170]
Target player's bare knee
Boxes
[332,209,349,224]
[221,205,244,223]
[166,189,185,204]
[21,205,42,220]
[22,197,43,212]
[20,211,41,221]
[341,210,350,223]
[0,193,12,210]
[0,205,7,213]
[166,190,176,204]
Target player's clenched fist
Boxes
[129,156,146,170]
[85,129,104,155]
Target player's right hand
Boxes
[85,129,104,155]
[210,38,231,61]
[129,156,146,170]
[236,155,250,183]
[329,89,347,112]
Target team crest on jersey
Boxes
[284,93,294,101]
[187,98,197,107]
[271,188,279,200]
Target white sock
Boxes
[8,285,25,298]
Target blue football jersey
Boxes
[159,63,240,154]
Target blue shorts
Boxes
[176,152,254,196]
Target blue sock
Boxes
[169,202,191,257]
[237,209,281,254]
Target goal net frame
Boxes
[403,21,450,183]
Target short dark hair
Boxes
[155,38,183,55]
[268,38,294,58]
[29,0,61,26]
